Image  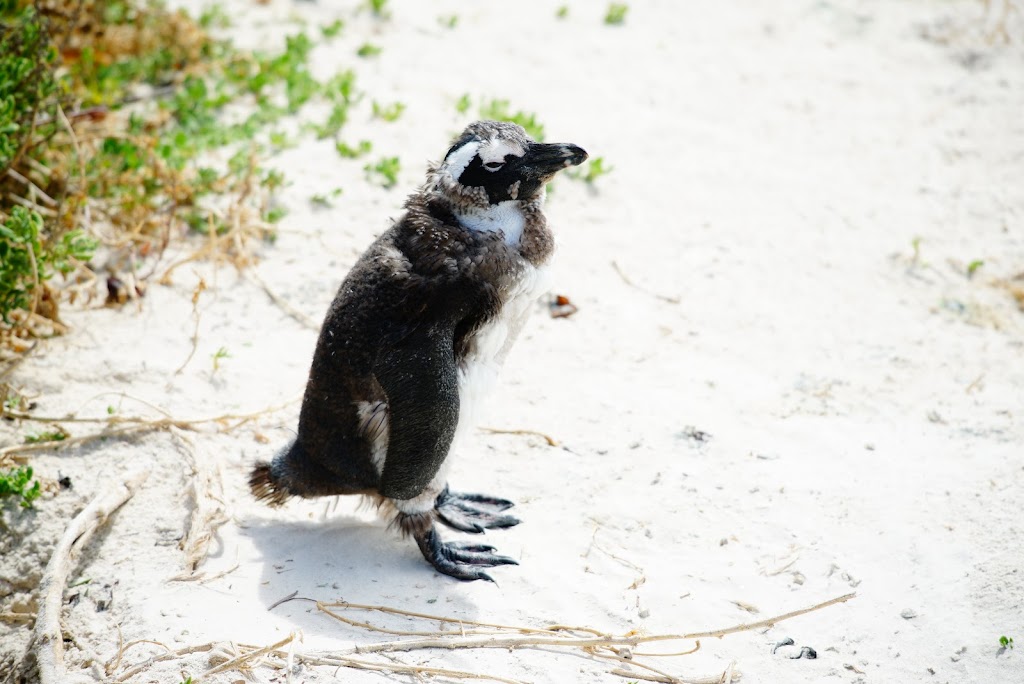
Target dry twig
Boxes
[246,269,319,330]
[33,470,149,684]
[611,260,681,304]
[170,429,228,578]
[0,397,298,465]
[480,426,559,447]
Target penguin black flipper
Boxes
[374,324,459,500]
[373,320,520,581]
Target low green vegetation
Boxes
[478,99,546,141]
[568,156,613,184]
[605,3,629,25]
[24,427,68,444]
[336,140,373,159]
[1,207,96,323]
[357,43,382,58]
[211,345,230,372]
[365,156,401,188]
[320,19,344,39]
[0,466,42,509]
[366,0,390,19]
[1000,635,1014,649]
[372,100,405,122]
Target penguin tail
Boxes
[249,460,291,507]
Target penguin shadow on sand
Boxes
[245,503,486,637]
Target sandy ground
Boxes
[2,0,1023,682]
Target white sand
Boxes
[2,0,1023,682]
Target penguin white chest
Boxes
[454,263,551,443]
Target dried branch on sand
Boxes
[32,470,149,684]
[110,593,853,683]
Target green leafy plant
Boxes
[455,93,471,115]
[366,0,390,18]
[320,19,344,39]
[198,4,231,29]
[478,99,545,140]
[372,101,405,122]
[556,6,569,19]
[211,346,231,372]
[1,207,97,323]
[364,157,401,188]
[1000,635,1014,649]
[605,3,629,25]
[569,156,613,184]
[335,139,372,159]
[0,6,61,172]
[967,259,984,278]
[24,427,69,444]
[357,43,382,58]
[310,188,342,208]
[0,465,41,509]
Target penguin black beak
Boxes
[520,142,589,179]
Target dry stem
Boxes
[611,260,682,304]
[33,470,149,684]
[169,429,228,578]
[246,269,319,330]
[0,397,298,464]
[480,426,559,447]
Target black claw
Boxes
[435,487,521,532]
[447,541,498,553]
[449,491,515,511]
[414,527,517,582]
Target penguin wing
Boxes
[374,324,459,500]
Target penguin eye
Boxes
[483,161,504,171]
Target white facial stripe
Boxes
[445,141,481,179]
[479,138,524,165]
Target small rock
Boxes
[901,609,918,620]
[638,608,650,618]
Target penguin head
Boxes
[436,120,588,206]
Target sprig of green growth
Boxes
[366,0,391,19]
[336,140,373,159]
[24,427,68,444]
[478,99,545,141]
[605,3,629,25]
[372,101,406,122]
[1000,636,1014,649]
[198,4,231,29]
[321,19,344,39]
[569,156,613,184]
[455,94,472,115]
[365,157,401,188]
[966,260,984,278]
[310,188,343,208]
[0,208,96,323]
[211,346,231,372]
[556,6,569,19]
[357,43,382,58]
[0,466,41,509]
[438,15,458,29]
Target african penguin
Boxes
[250,120,587,581]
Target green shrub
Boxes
[0,465,41,509]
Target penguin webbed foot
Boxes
[435,486,520,533]
[414,526,518,582]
